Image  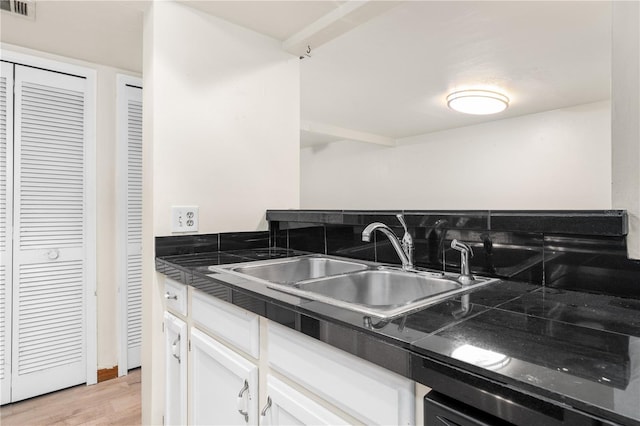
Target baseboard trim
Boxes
[97,366,118,383]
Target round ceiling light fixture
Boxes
[446,89,509,115]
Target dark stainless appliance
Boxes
[425,391,512,426]
[417,358,607,426]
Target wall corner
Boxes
[611,1,640,260]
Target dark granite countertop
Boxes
[156,249,640,426]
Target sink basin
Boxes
[211,255,499,320]
[273,268,498,319]
[296,270,461,307]
[222,256,368,284]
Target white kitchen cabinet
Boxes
[165,277,188,317]
[260,374,350,426]
[268,321,415,425]
[162,281,415,425]
[190,327,259,425]
[192,288,260,359]
[164,312,187,426]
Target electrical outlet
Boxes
[171,206,199,233]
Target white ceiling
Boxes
[2,1,611,146]
[179,1,347,41]
[184,1,611,145]
[300,1,612,144]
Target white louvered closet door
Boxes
[0,61,15,405]
[11,65,88,402]
[123,83,142,370]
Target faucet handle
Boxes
[396,214,408,233]
[450,239,474,257]
[396,214,412,243]
[396,214,414,265]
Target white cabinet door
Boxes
[164,312,187,426]
[191,328,259,426]
[260,375,349,426]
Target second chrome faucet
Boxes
[362,214,414,270]
[450,239,475,285]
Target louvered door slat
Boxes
[22,100,82,115]
[21,220,81,226]
[19,308,83,325]
[19,352,83,375]
[0,61,14,404]
[21,150,83,162]
[18,280,82,290]
[22,155,84,165]
[123,84,143,370]
[22,117,83,130]
[21,87,83,104]
[19,289,83,306]
[19,330,80,349]
[20,133,86,146]
[11,65,87,402]
[21,182,82,190]
[23,107,84,120]
[19,314,82,329]
[22,104,83,116]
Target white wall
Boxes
[142,1,300,423]
[150,5,300,235]
[612,1,640,259]
[301,101,611,210]
[0,1,143,72]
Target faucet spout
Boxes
[362,221,414,270]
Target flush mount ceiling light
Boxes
[446,90,509,115]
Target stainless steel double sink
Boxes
[209,255,499,319]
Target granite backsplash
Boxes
[267,210,640,299]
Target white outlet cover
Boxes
[171,205,199,233]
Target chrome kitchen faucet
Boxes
[362,214,414,270]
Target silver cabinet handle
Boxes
[165,292,178,300]
[171,335,181,363]
[236,380,249,422]
[260,396,272,417]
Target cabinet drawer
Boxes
[192,289,260,359]
[264,374,350,425]
[164,277,187,316]
[268,322,414,425]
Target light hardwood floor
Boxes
[0,368,141,425]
